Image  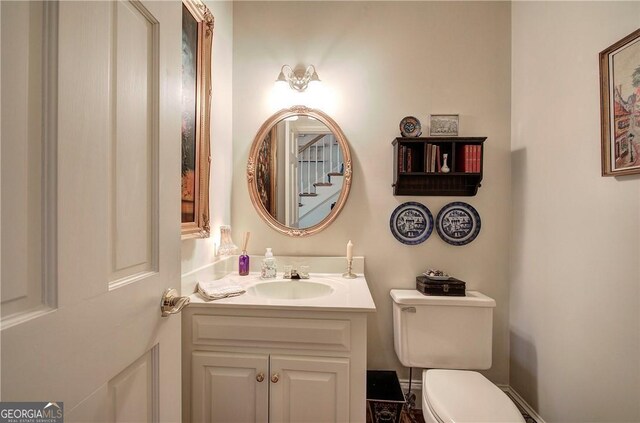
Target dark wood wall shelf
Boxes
[392,137,486,196]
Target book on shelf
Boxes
[426,144,432,173]
[469,145,481,172]
[407,148,413,173]
[456,144,480,173]
[458,145,468,173]
[436,145,441,173]
[472,145,477,173]
[470,145,475,172]
[431,144,437,173]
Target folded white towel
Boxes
[196,280,245,301]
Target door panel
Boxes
[192,351,269,423]
[270,355,350,423]
[111,0,158,283]
[0,0,47,322]
[1,1,182,421]
[108,345,159,423]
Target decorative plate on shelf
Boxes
[436,202,481,246]
[399,116,422,137]
[390,202,433,245]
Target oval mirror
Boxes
[247,106,352,237]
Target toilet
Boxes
[390,289,524,423]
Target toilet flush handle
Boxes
[401,306,416,313]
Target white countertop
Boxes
[188,272,376,313]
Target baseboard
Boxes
[400,378,544,423]
[500,385,546,423]
[398,378,423,409]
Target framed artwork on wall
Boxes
[181,0,214,239]
[256,127,278,217]
[429,114,459,137]
[600,28,640,177]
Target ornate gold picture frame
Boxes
[255,127,278,217]
[181,0,213,238]
[600,28,640,177]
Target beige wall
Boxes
[510,2,640,421]
[232,1,512,383]
[181,1,234,275]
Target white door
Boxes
[192,351,269,423]
[269,355,350,423]
[1,1,183,421]
[284,122,299,227]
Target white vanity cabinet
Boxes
[191,351,269,422]
[182,307,369,423]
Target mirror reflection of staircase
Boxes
[297,134,344,227]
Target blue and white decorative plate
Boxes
[435,202,481,246]
[390,202,434,245]
[399,116,422,137]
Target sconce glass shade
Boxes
[276,69,288,83]
[275,65,321,92]
[218,225,238,256]
[309,69,320,83]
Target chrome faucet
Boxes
[283,265,309,279]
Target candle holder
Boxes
[342,258,356,279]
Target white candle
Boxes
[346,240,353,261]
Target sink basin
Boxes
[248,280,334,300]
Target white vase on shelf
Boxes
[441,153,450,173]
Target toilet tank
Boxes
[390,290,496,370]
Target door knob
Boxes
[256,373,265,383]
[271,373,279,383]
[161,288,190,317]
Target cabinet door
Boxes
[192,351,269,423]
[270,355,350,423]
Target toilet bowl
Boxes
[421,369,524,423]
[390,290,524,423]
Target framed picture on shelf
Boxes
[600,28,640,177]
[429,114,459,136]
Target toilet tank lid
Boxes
[390,290,496,307]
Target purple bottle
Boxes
[239,251,250,276]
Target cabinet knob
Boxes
[271,373,279,383]
[256,373,265,383]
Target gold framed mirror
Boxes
[181,0,213,239]
[247,106,352,237]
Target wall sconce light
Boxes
[275,65,321,92]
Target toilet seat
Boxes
[422,369,525,423]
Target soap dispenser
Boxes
[261,248,277,279]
